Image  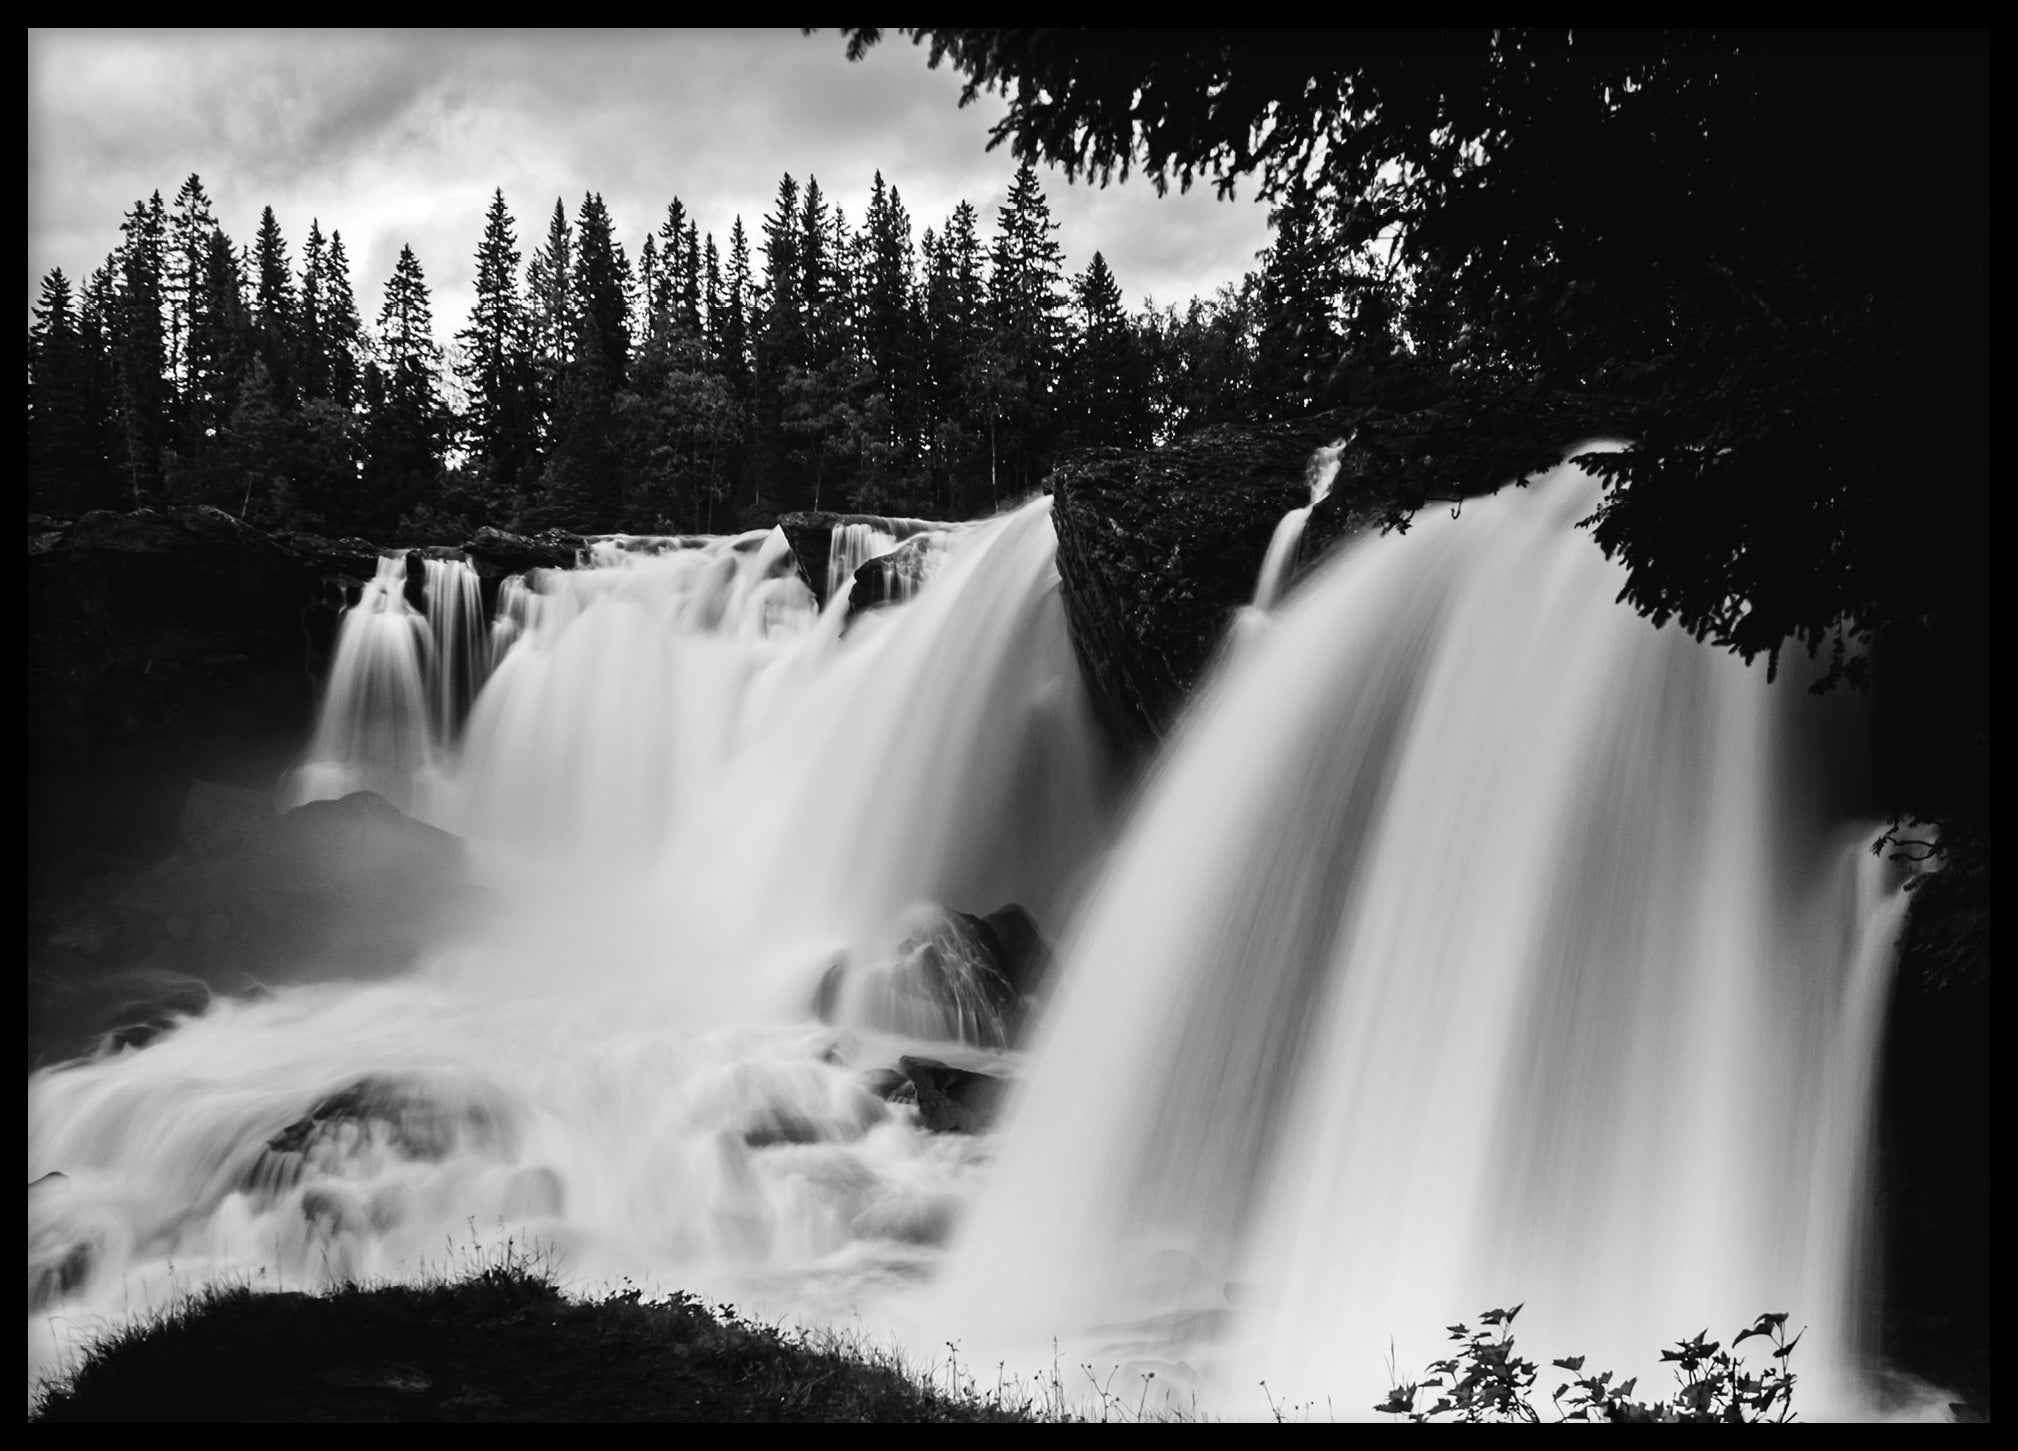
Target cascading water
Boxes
[915,453,1908,1418]
[421,554,489,742]
[828,521,900,602]
[1250,436,1346,613]
[27,453,1913,1419]
[28,496,1117,1399]
[279,555,437,813]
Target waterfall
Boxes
[279,555,435,813]
[28,498,1117,1395]
[28,455,1912,1419]
[919,453,1905,1417]
[828,522,900,602]
[1251,435,1345,612]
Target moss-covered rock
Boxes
[1046,418,1347,752]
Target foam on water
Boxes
[29,459,1914,1418]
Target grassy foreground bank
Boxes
[30,1258,1054,1423]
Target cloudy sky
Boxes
[27,29,1277,348]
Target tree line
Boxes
[28,162,1394,539]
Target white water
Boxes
[918,457,1906,1417]
[28,457,1911,1418]
[1251,437,1345,613]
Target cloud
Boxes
[29,29,1274,340]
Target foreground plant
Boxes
[1375,1305,1801,1423]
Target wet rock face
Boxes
[813,902,1053,1051]
[28,787,491,1067]
[775,512,941,609]
[1047,419,1346,753]
[30,509,393,880]
[897,1057,1010,1135]
[461,527,586,614]
[846,533,943,617]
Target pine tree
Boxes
[922,201,990,514]
[720,216,753,397]
[165,174,216,433]
[28,269,91,512]
[702,232,724,357]
[1254,183,1341,415]
[456,188,539,507]
[298,220,330,401]
[322,231,364,411]
[985,161,1068,498]
[184,227,251,456]
[680,220,703,337]
[864,173,924,479]
[526,198,575,449]
[358,243,444,535]
[73,264,124,507]
[113,191,170,505]
[655,199,690,333]
[758,174,804,361]
[536,192,631,529]
[751,175,806,516]
[1064,250,1150,448]
[252,205,298,405]
[638,231,661,344]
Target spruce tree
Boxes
[985,161,1068,497]
[638,231,661,344]
[1254,183,1341,415]
[537,192,630,529]
[1064,251,1150,449]
[73,264,124,507]
[113,191,170,505]
[702,233,724,357]
[298,220,330,401]
[359,244,444,535]
[752,175,806,515]
[720,217,753,398]
[526,198,575,452]
[184,227,251,457]
[322,231,364,411]
[922,201,989,514]
[252,205,298,405]
[680,221,703,337]
[456,188,539,507]
[655,199,690,332]
[29,269,90,512]
[864,173,923,479]
[165,174,216,433]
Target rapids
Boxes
[28,455,1914,1418]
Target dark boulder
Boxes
[29,507,398,871]
[973,903,1051,1000]
[897,1057,1010,1134]
[861,1067,913,1101]
[179,778,276,858]
[1046,417,1348,753]
[776,512,942,609]
[208,791,487,984]
[846,533,945,617]
[258,1074,517,1175]
[865,907,1021,1048]
[461,527,586,614]
[817,903,1051,1048]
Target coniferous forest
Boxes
[26,162,1373,540]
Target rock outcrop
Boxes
[28,787,492,1066]
[815,902,1052,1050]
[775,512,943,609]
[897,1057,1010,1134]
[1046,417,1348,753]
